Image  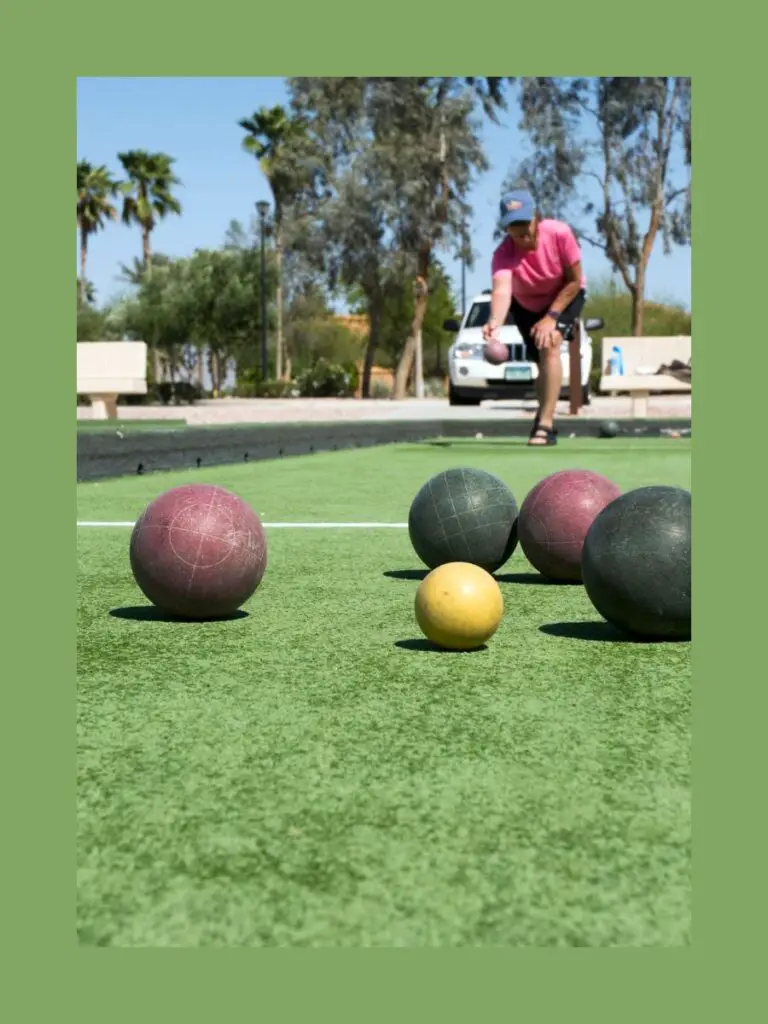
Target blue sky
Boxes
[77,77,691,313]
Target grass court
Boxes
[77,435,691,947]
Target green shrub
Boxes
[156,381,202,405]
[295,359,357,398]
[118,380,202,406]
[370,379,392,399]
[235,370,298,398]
[342,361,360,395]
[256,379,297,398]
[424,376,447,398]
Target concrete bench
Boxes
[597,373,691,417]
[599,335,691,416]
[77,341,147,419]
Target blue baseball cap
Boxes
[500,189,536,227]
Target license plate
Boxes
[504,365,533,382]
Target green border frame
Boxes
[6,0,752,1015]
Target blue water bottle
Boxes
[610,345,624,375]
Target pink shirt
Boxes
[491,219,586,312]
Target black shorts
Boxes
[511,289,587,363]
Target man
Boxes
[483,189,587,446]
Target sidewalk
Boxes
[77,394,692,427]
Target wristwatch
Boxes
[547,309,562,321]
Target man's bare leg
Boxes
[529,345,562,444]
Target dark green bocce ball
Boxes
[408,467,519,574]
[582,485,691,640]
[598,420,621,439]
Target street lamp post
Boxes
[256,200,270,381]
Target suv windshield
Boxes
[464,302,517,329]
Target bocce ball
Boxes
[129,483,267,619]
[484,338,508,365]
[415,562,504,651]
[408,467,519,574]
[598,420,621,439]
[581,485,691,640]
[517,469,622,581]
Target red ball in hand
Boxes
[485,339,508,365]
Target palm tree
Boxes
[238,106,308,380]
[77,161,119,306]
[118,150,182,270]
[76,277,96,305]
[118,252,173,287]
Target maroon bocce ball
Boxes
[518,469,622,582]
[129,484,268,619]
[485,338,508,365]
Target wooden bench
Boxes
[77,341,147,419]
[598,336,691,417]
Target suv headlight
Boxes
[454,342,486,360]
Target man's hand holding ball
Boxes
[482,319,507,365]
[482,319,499,343]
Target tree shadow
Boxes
[539,621,689,644]
[395,638,488,654]
[109,605,249,623]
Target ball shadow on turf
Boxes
[384,569,577,586]
[539,621,690,644]
[395,638,488,654]
[109,605,250,623]
[495,572,581,586]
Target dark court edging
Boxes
[77,417,692,482]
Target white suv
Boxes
[444,291,604,407]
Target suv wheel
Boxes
[449,382,481,406]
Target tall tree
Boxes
[283,283,362,373]
[76,160,119,306]
[238,106,317,380]
[288,77,511,398]
[76,277,96,306]
[348,257,457,375]
[118,150,182,269]
[516,77,691,334]
[317,163,410,397]
[117,258,192,382]
[118,252,173,287]
[369,78,491,398]
[284,81,399,394]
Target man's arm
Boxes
[532,261,583,350]
[547,225,584,318]
[547,261,582,318]
[487,273,512,334]
[487,243,513,336]
[490,279,512,325]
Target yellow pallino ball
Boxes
[415,562,504,650]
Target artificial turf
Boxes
[77,437,691,947]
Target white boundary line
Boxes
[77,521,409,529]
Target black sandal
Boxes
[529,411,558,435]
[527,424,558,447]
